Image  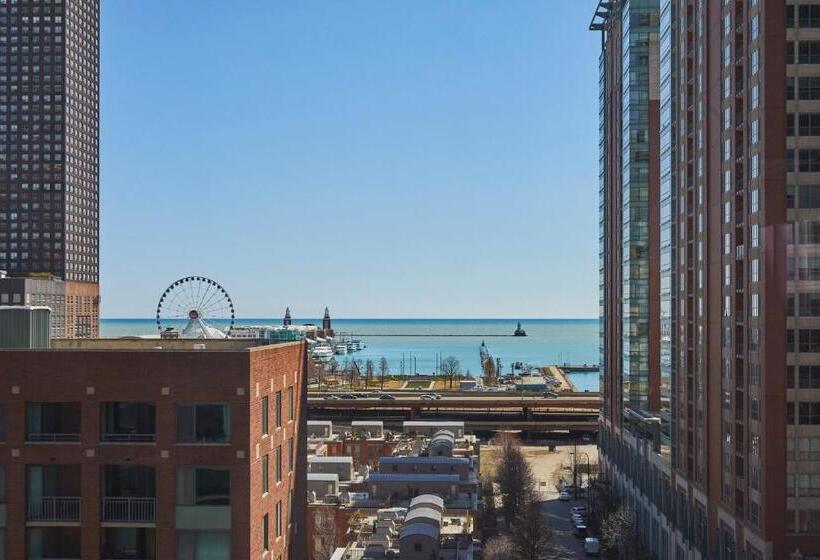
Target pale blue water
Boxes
[101,318,600,391]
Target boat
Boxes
[334,344,348,355]
[513,322,527,336]
[311,344,334,360]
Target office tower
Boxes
[0,338,307,559]
[0,0,100,337]
[593,0,820,557]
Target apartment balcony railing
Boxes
[101,497,156,523]
[27,496,81,522]
[26,432,81,442]
[101,433,156,443]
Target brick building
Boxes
[0,337,307,559]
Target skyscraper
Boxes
[593,0,820,557]
[0,0,100,337]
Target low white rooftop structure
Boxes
[409,494,445,514]
[403,420,464,438]
[351,420,384,439]
[307,472,339,501]
[308,455,354,482]
[307,420,333,439]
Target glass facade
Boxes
[620,0,659,412]
[658,0,675,455]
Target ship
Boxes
[513,321,527,336]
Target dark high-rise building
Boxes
[0,0,100,337]
[593,0,820,558]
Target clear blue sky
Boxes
[100,1,601,319]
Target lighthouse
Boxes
[283,307,292,327]
[322,307,334,337]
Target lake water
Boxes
[101,318,600,392]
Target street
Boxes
[541,493,594,559]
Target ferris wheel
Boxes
[156,276,235,339]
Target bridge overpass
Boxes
[307,391,601,435]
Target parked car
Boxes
[584,537,601,557]
[574,525,588,539]
[571,506,588,515]
[323,395,340,400]
[572,514,586,527]
[559,490,571,501]
[339,393,357,400]
[420,394,436,401]
[543,391,559,399]
[379,394,396,400]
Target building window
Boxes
[275,446,282,482]
[799,41,820,64]
[263,513,269,551]
[176,467,231,505]
[262,455,269,494]
[261,396,269,436]
[288,438,294,472]
[799,185,820,208]
[800,294,820,317]
[275,391,282,428]
[751,49,759,74]
[101,402,156,443]
[26,402,80,442]
[176,404,230,444]
[288,386,294,421]
[800,402,820,425]
[275,501,282,538]
[800,5,820,28]
[177,531,230,559]
[800,150,820,172]
[788,113,796,137]
[800,77,820,100]
[800,113,820,136]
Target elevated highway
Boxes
[307,391,601,435]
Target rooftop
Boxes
[16,338,304,352]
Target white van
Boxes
[584,537,601,556]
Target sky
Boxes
[100,1,602,319]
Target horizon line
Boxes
[101,316,600,321]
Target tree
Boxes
[496,434,536,529]
[440,355,462,389]
[312,509,337,560]
[378,357,389,390]
[510,500,557,560]
[600,506,649,559]
[481,535,517,560]
[349,358,360,388]
[480,481,498,538]
[365,359,374,387]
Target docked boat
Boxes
[334,344,348,355]
[311,343,334,360]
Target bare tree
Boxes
[510,500,557,560]
[440,355,462,389]
[496,434,536,529]
[600,506,649,559]
[312,509,337,560]
[327,358,339,390]
[480,480,499,539]
[482,535,517,560]
[378,357,389,390]
[365,359,374,387]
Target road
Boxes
[541,494,591,559]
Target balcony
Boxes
[28,496,81,522]
[101,497,156,523]
[28,465,82,524]
[26,402,81,442]
[101,402,156,443]
[101,527,155,560]
[102,465,156,524]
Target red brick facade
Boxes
[0,339,306,559]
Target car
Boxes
[571,506,588,515]
[559,491,571,501]
[572,514,586,527]
[543,391,559,399]
[574,525,588,539]
[420,394,436,401]
[584,537,601,557]
[379,394,396,400]
[339,393,357,400]
[323,395,340,401]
